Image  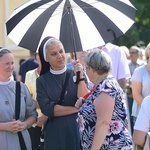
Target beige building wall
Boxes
[0,0,30,75]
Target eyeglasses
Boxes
[129,51,138,54]
[85,66,90,70]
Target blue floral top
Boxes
[78,77,133,150]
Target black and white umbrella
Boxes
[6,0,136,54]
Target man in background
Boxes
[99,43,131,89]
[17,51,38,83]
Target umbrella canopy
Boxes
[6,0,136,53]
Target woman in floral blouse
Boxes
[75,49,133,150]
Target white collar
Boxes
[0,79,12,85]
[50,66,67,75]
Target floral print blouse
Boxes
[78,77,133,150]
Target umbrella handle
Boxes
[74,71,80,84]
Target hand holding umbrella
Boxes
[72,59,85,84]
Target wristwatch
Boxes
[78,78,85,81]
[73,76,85,83]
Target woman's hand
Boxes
[72,60,84,76]
[75,97,84,109]
[36,115,48,127]
[17,121,29,132]
[5,120,28,133]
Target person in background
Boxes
[98,43,131,89]
[75,49,133,150]
[126,46,146,134]
[13,58,26,81]
[139,48,146,61]
[128,46,145,76]
[66,52,76,70]
[18,51,38,83]
[25,53,47,150]
[36,36,88,150]
[120,45,130,60]
[131,42,150,124]
[0,47,37,150]
[132,95,150,147]
[67,52,87,70]
[19,58,26,66]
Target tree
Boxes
[118,0,150,48]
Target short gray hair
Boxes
[130,46,141,53]
[84,49,112,75]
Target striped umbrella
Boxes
[6,0,136,54]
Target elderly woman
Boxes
[36,37,88,150]
[75,49,133,150]
[131,43,150,123]
[0,48,37,150]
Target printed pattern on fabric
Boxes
[78,77,133,150]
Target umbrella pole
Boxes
[68,5,80,84]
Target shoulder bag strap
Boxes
[57,69,71,105]
[15,81,27,150]
[15,81,21,120]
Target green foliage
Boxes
[118,0,150,48]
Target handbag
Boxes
[36,70,71,150]
[133,132,150,150]
[15,81,27,150]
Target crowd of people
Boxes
[0,39,150,150]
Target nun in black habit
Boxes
[36,36,88,150]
